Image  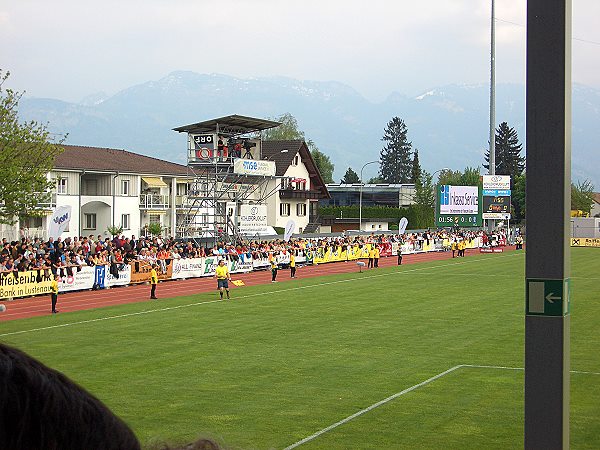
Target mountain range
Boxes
[18,71,600,187]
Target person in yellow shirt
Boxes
[451,240,457,258]
[50,274,59,314]
[289,251,296,278]
[374,245,380,268]
[270,255,278,282]
[149,264,158,299]
[367,246,375,268]
[215,259,231,299]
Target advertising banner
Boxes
[171,258,205,280]
[233,159,276,177]
[0,270,53,299]
[238,204,269,235]
[483,175,511,190]
[439,185,479,215]
[106,266,131,287]
[129,260,173,284]
[58,266,96,293]
[571,238,600,247]
[436,185,482,227]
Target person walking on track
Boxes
[50,274,59,313]
[290,251,296,278]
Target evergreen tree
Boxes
[378,117,413,184]
[411,149,422,184]
[512,173,526,221]
[341,167,360,184]
[483,122,525,177]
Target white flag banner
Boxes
[399,217,409,235]
[284,219,295,241]
[48,205,72,239]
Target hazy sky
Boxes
[1,0,599,103]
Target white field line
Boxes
[283,365,465,450]
[284,363,600,449]
[0,254,520,338]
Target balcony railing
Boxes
[279,188,322,200]
[139,194,170,209]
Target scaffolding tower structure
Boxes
[173,115,282,245]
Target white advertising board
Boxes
[439,186,479,215]
[238,204,269,235]
[483,175,511,190]
[233,159,276,177]
[58,266,96,293]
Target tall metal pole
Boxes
[359,161,378,232]
[525,0,571,448]
[488,0,496,232]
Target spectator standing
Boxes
[374,245,380,268]
[270,255,278,282]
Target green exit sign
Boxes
[526,278,570,316]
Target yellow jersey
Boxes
[150,269,158,284]
[50,280,59,294]
[374,247,380,258]
[215,265,229,280]
[290,254,295,267]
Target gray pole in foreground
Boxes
[525,1,571,449]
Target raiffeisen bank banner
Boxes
[233,159,276,177]
[439,185,479,215]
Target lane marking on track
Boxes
[284,363,600,449]
[0,253,522,338]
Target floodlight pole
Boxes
[488,0,496,233]
[525,0,571,448]
[359,161,379,232]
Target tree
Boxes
[311,147,334,184]
[571,180,595,213]
[261,112,305,141]
[341,167,359,184]
[0,70,65,225]
[512,173,526,221]
[412,170,435,227]
[263,112,335,183]
[367,176,384,184]
[438,167,481,186]
[483,121,525,178]
[378,117,413,184]
[411,149,422,184]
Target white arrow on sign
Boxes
[545,292,561,303]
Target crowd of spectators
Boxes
[0,228,509,277]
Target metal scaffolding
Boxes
[173,115,281,245]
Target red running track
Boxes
[0,247,517,322]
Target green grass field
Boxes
[2,249,599,449]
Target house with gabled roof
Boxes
[261,140,330,234]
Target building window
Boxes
[280,203,290,216]
[296,203,306,216]
[57,178,68,194]
[122,180,130,196]
[122,214,130,230]
[297,180,306,190]
[85,179,98,195]
[292,155,299,166]
[84,213,97,230]
[149,214,161,224]
[280,178,290,190]
[21,216,43,228]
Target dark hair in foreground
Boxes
[0,342,141,450]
